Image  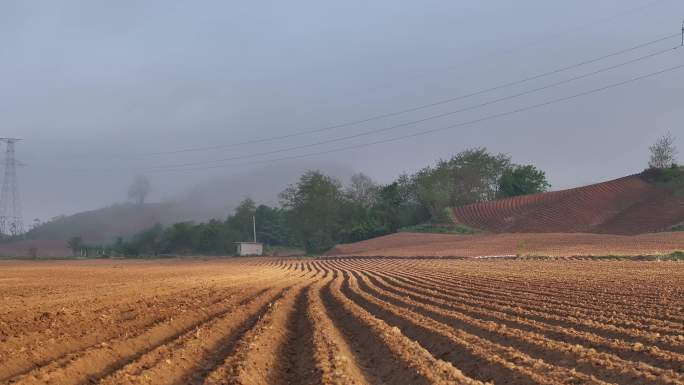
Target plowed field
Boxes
[451,174,684,234]
[327,231,684,258]
[2,258,684,385]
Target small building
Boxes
[235,242,263,256]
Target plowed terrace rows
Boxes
[450,174,684,234]
[1,258,683,384]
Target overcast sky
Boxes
[1,0,683,222]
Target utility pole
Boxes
[681,19,684,46]
[252,215,257,243]
[0,138,24,237]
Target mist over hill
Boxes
[20,162,355,244]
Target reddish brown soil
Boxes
[327,231,684,257]
[1,258,684,385]
[451,174,684,234]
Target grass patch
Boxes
[511,250,684,261]
[642,166,684,196]
[661,251,684,261]
[399,223,480,235]
[587,251,684,261]
[667,222,684,232]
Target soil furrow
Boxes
[322,270,482,385]
[350,269,684,385]
[306,278,369,385]
[336,269,607,385]
[368,269,684,359]
[201,282,315,385]
[95,286,291,385]
[5,286,279,385]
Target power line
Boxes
[475,0,672,61]
[46,60,684,175]
[138,62,684,174]
[144,44,681,170]
[104,33,682,158]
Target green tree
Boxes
[67,236,82,256]
[160,222,197,254]
[373,182,429,232]
[226,198,257,242]
[411,148,511,221]
[280,171,344,254]
[133,223,164,255]
[498,165,551,198]
[254,205,291,246]
[195,219,231,255]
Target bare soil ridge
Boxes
[327,231,684,258]
[451,173,684,234]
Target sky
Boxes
[1,0,683,223]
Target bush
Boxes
[340,223,390,243]
[666,251,684,261]
[399,223,479,235]
[641,165,683,183]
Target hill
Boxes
[450,172,684,235]
[326,231,684,258]
[18,203,200,244]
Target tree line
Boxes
[88,147,550,256]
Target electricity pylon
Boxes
[0,138,24,236]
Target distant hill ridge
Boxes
[451,172,684,235]
[21,203,184,243]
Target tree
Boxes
[410,148,511,221]
[194,219,231,255]
[67,236,82,256]
[372,180,430,232]
[346,173,379,208]
[128,175,151,205]
[649,132,677,169]
[127,223,164,256]
[498,165,551,198]
[254,205,291,246]
[280,170,344,254]
[225,198,257,242]
[160,222,197,254]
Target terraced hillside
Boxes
[451,174,684,234]
[2,258,684,385]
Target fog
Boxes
[1,0,683,223]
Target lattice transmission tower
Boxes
[0,138,24,236]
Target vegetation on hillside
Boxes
[13,202,172,242]
[641,133,683,198]
[94,148,548,256]
[498,165,551,198]
[648,132,677,170]
[398,223,480,235]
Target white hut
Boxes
[235,215,263,256]
[235,242,263,256]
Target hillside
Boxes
[0,203,216,257]
[450,172,684,234]
[18,203,201,244]
[327,231,684,258]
